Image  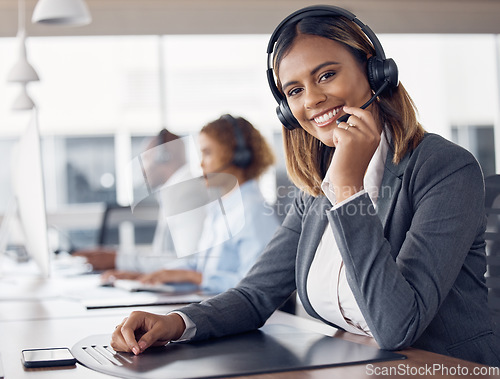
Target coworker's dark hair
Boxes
[148,128,186,167]
[201,116,275,181]
[274,15,425,196]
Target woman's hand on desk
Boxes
[100,268,203,285]
[101,270,142,283]
[139,269,202,286]
[72,249,117,271]
[111,311,186,355]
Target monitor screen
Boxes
[10,110,50,277]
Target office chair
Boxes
[97,203,159,247]
[484,174,500,334]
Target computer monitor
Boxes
[9,109,51,277]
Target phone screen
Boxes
[22,348,76,368]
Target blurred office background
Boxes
[0,0,499,251]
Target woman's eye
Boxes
[319,72,335,82]
[287,87,303,97]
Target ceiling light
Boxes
[11,85,35,111]
[7,30,40,83]
[8,0,39,83]
[32,0,92,26]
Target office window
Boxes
[0,33,499,230]
[379,34,498,141]
[64,136,116,205]
[452,125,496,177]
[131,135,153,158]
[161,35,277,134]
[27,36,162,134]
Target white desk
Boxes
[1,270,498,379]
[0,273,183,321]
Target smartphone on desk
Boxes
[21,347,76,368]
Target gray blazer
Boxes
[178,133,500,366]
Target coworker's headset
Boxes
[266,5,399,130]
[221,114,253,169]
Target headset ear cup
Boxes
[367,56,399,94]
[383,58,399,89]
[277,101,301,130]
[367,56,384,91]
[233,149,253,168]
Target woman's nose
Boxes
[304,86,327,109]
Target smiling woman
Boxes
[270,10,422,197]
[108,5,499,367]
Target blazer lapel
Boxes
[295,195,338,325]
[296,196,329,307]
[377,146,409,229]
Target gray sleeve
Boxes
[174,193,307,341]
[328,147,485,350]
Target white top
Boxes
[174,179,279,293]
[307,131,389,337]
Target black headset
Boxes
[266,5,399,130]
[221,114,253,168]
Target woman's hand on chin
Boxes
[330,106,381,203]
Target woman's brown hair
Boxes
[274,15,425,196]
[200,115,275,181]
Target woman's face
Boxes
[199,132,230,176]
[278,34,373,147]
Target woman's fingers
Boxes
[342,106,380,137]
[139,270,172,284]
[110,312,185,355]
[329,106,382,203]
[138,272,162,284]
[102,270,141,283]
[110,317,131,352]
[136,320,170,350]
[335,106,380,144]
[110,312,145,355]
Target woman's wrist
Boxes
[166,312,187,341]
[169,270,203,285]
[189,271,203,285]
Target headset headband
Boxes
[267,5,385,57]
[221,114,252,168]
[267,5,387,102]
[221,114,246,149]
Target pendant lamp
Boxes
[8,0,38,111]
[7,30,40,83]
[11,84,35,111]
[32,0,92,26]
[7,0,39,83]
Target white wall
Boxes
[382,34,498,140]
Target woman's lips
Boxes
[312,107,343,127]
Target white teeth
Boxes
[314,108,339,124]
